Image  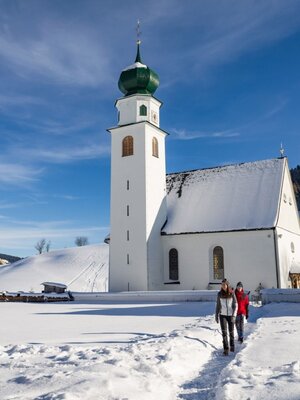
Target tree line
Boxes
[35,236,89,254]
[290,166,300,211]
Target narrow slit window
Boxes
[127,205,129,216]
[122,136,134,157]
[169,248,179,280]
[127,180,130,190]
[127,230,130,241]
[127,254,130,264]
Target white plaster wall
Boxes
[116,95,161,126]
[275,160,300,288]
[144,124,167,290]
[275,227,300,288]
[276,160,300,233]
[161,230,278,292]
[109,122,148,291]
[109,100,167,292]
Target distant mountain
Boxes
[290,166,300,211]
[0,253,22,264]
[0,244,109,292]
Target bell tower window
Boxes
[152,137,159,158]
[139,105,147,116]
[122,136,134,157]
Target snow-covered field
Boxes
[0,246,299,399]
[1,300,299,400]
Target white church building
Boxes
[107,41,300,292]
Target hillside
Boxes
[0,243,109,293]
[0,253,21,264]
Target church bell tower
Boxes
[108,38,167,291]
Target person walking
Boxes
[235,281,249,343]
[215,279,237,356]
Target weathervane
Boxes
[136,19,141,45]
[280,143,285,158]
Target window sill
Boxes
[164,281,180,285]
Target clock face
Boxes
[151,110,158,124]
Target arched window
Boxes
[140,105,147,116]
[213,246,224,280]
[169,248,179,280]
[122,136,134,157]
[152,137,159,158]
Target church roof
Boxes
[162,158,285,235]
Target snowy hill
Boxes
[0,243,109,292]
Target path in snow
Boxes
[179,348,233,399]
[178,318,257,399]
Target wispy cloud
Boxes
[17,143,110,164]
[0,23,112,87]
[171,128,240,141]
[0,163,43,185]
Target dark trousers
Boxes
[220,315,235,350]
[235,314,244,340]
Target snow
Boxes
[0,244,299,399]
[163,158,284,234]
[123,61,147,71]
[0,243,109,293]
[1,300,300,399]
[41,282,67,288]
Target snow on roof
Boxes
[41,282,67,288]
[123,62,147,71]
[162,158,284,235]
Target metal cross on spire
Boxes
[280,142,285,158]
[136,19,141,45]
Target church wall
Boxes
[144,124,167,290]
[275,160,300,288]
[109,117,167,292]
[275,227,300,288]
[109,123,148,291]
[276,160,300,233]
[161,229,278,292]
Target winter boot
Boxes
[230,346,235,352]
[223,349,229,356]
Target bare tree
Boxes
[46,241,51,253]
[35,239,51,254]
[35,239,46,254]
[75,236,89,247]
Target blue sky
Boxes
[1,0,300,257]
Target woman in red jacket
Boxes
[235,281,249,343]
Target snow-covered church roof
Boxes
[162,158,285,235]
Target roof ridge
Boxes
[166,157,285,177]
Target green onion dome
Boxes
[118,42,159,96]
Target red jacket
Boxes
[235,289,249,316]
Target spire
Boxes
[118,21,159,96]
[135,20,142,63]
[135,41,142,63]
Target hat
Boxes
[221,278,230,286]
[236,281,243,288]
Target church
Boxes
[107,40,300,292]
